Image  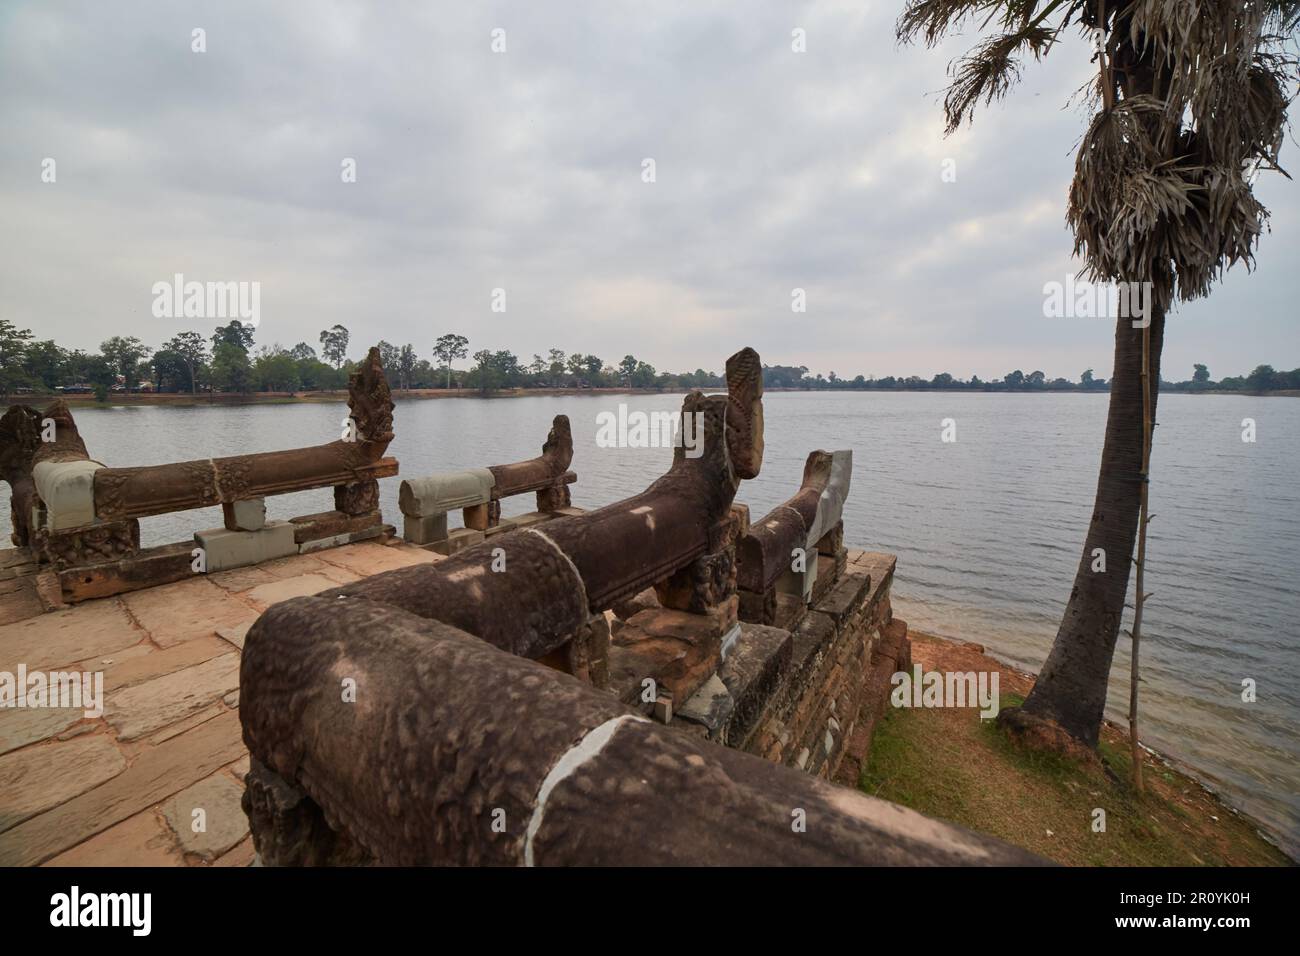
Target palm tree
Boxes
[897,1,1296,750]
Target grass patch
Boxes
[860,639,1290,866]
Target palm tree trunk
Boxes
[1001,304,1165,748]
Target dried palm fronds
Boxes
[897,0,1298,307]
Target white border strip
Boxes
[523,714,645,866]
[524,526,590,610]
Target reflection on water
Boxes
[3,390,1296,855]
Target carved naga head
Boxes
[0,404,41,484]
[675,347,764,491]
[541,415,574,472]
[724,346,764,481]
[347,347,396,451]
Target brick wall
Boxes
[671,549,910,785]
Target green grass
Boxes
[860,689,1290,866]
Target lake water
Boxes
[5,390,1297,856]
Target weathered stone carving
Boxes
[398,415,575,553]
[235,345,1047,867]
[487,414,575,513]
[0,404,44,546]
[91,349,395,522]
[0,347,400,599]
[326,349,764,677]
[737,449,852,627]
[0,399,101,546]
[32,518,140,570]
[239,593,1044,866]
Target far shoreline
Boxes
[7,385,1298,409]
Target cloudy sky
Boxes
[1,0,1296,383]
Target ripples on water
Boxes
[3,391,1295,855]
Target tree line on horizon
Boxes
[1,318,1294,400]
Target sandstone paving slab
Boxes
[121,577,257,648]
[244,573,339,609]
[105,652,241,742]
[315,541,436,575]
[256,553,331,578]
[0,584,43,626]
[43,809,183,867]
[0,735,126,833]
[0,710,244,866]
[161,772,249,861]
[213,835,256,867]
[148,703,226,745]
[92,635,232,693]
[206,565,278,593]
[0,706,86,756]
[215,622,251,651]
[0,599,140,673]
[315,564,363,585]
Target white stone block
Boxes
[399,469,495,518]
[195,521,297,572]
[805,449,852,549]
[32,460,104,531]
[227,497,266,532]
[403,512,449,545]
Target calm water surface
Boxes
[5,391,1296,855]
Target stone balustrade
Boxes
[239,591,1043,866]
[0,347,397,603]
[234,345,1043,866]
[737,448,852,629]
[398,415,577,555]
[312,347,764,700]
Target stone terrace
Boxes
[0,538,442,867]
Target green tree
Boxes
[83,356,115,403]
[162,331,208,394]
[100,336,152,390]
[899,0,1298,753]
[1192,364,1210,388]
[211,340,252,393]
[1246,364,1277,392]
[0,319,34,396]
[467,349,521,391]
[630,360,657,388]
[151,349,192,392]
[398,345,417,391]
[377,341,401,379]
[212,321,255,352]
[433,333,469,388]
[547,349,566,385]
[255,350,301,392]
[22,340,68,390]
[319,325,350,368]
